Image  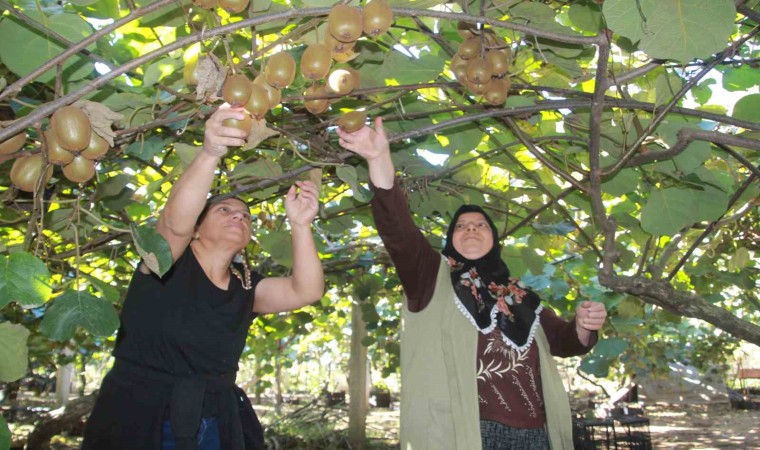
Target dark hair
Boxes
[195,195,249,227]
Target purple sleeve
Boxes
[540,307,598,357]
[371,180,441,312]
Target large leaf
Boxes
[0,253,52,309]
[258,230,293,268]
[130,223,173,277]
[0,322,30,382]
[0,11,95,83]
[39,289,120,342]
[603,0,736,62]
[336,165,371,203]
[375,51,445,86]
[0,416,10,450]
[733,94,760,122]
[641,186,729,236]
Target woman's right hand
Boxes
[203,105,248,158]
[336,117,395,189]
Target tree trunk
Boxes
[347,299,369,450]
[25,391,97,450]
[274,343,284,414]
[54,364,74,407]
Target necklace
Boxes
[230,261,252,290]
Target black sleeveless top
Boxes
[82,247,266,450]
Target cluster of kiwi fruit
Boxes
[300,0,392,115]
[218,51,295,133]
[450,23,513,106]
[7,105,109,192]
[192,0,250,14]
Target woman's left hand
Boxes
[285,181,319,226]
[575,301,607,331]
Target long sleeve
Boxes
[371,180,441,312]
[540,307,598,357]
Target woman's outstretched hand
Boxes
[203,105,248,158]
[285,181,319,226]
[336,117,395,189]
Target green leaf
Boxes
[641,186,728,236]
[130,223,173,277]
[173,143,202,168]
[259,230,293,267]
[721,65,759,92]
[579,354,610,377]
[82,272,121,304]
[655,73,683,108]
[143,57,181,87]
[733,94,760,122]
[336,165,371,203]
[0,12,95,83]
[604,0,736,62]
[126,136,172,161]
[0,253,52,309]
[231,160,284,180]
[531,221,574,236]
[568,2,603,32]
[0,322,30,382]
[375,51,445,86]
[39,289,120,341]
[0,416,10,450]
[594,337,628,358]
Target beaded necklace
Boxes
[230,258,252,290]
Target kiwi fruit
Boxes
[483,78,509,105]
[80,132,110,160]
[324,32,356,54]
[328,4,363,43]
[193,0,218,8]
[457,37,481,60]
[450,54,469,82]
[62,155,96,183]
[304,84,329,115]
[10,153,53,193]
[0,130,26,155]
[465,57,493,84]
[464,78,491,95]
[253,74,282,108]
[51,106,91,152]
[265,52,296,89]
[244,84,271,119]
[301,43,332,80]
[219,0,249,13]
[223,113,253,135]
[45,130,75,165]
[362,0,393,38]
[223,74,252,107]
[327,69,356,95]
[336,111,366,133]
[486,50,510,77]
[457,21,477,39]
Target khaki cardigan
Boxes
[399,257,573,450]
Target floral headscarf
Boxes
[442,205,542,350]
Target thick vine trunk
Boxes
[25,391,97,450]
[347,300,369,450]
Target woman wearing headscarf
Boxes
[82,105,324,450]
[337,118,606,450]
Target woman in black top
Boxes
[82,105,324,450]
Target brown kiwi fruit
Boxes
[362,0,393,38]
[464,78,491,95]
[465,57,493,84]
[304,84,329,115]
[222,74,252,107]
[457,21,477,39]
[218,0,249,14]
[328,4,363,43]
[244,84,271,119]
[253,74,282,108]
[457,37,481,60]
[10,153,53,193]
[80,131,110,160]
[51,106,91,152]
[327,69,356,95]
[193,0,218,8]
[324,32,356,54]
[486,49,510,77]
[450,54,469,82]
[265,52,296,89]
[336,111,366,133]
[301,44,332,81]
[0,130,26,155]
[483,77,509,105]
[223,113,253,135]
[45,130,75,165]
[62,155,96,183]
